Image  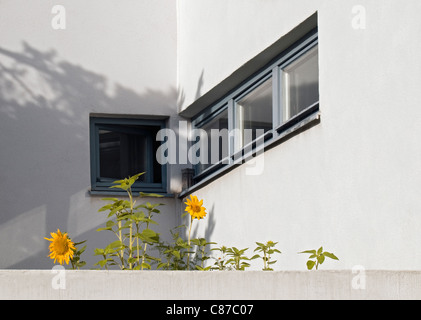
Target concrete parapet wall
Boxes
[1,270,421,300]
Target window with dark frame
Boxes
[89,117,167,193]
[192,29,319,182]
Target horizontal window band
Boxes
[179,110,321,199]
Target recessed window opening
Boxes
[90,117,167,193]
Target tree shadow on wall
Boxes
[0,42,178,268]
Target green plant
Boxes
[94,173,164,270]
[226,247,251,270]
[211,246,231,270]
[156,226,191,270]
[251,241,281,271]
[299,246,339,270]
[70,240,87,270]
[191,238,216,271]
[183,195,207,270]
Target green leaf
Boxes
[323,252,339,260]
[251,254,260,260]
[77,245,87,254]
[128,257,138,264]
[106,240,124,250]
[94,248,104,256]
[96,259,109,267]
[101,197,119,202]
[141,262,151,270]
[317,246,323,255]
[157,262,167,269]
[306,260,316,270]
[139,229,159,243]
[96,227,112,232]
[190,239,201,246]
[317,254,325,265]
[98,204,113,212]
[106,220,116,228]
[300,250,317,255]
[73,240,87,246]
[172,250,181,260]
[140,192,164,198]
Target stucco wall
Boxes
[178,0,421,270]
[1,0,421,272]
[0,0,180,268]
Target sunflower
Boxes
[184,195,207,220]
[44,229,76,265]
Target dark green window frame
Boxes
[89,116,167,194]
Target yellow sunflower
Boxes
[44,229,76,265]
[184,195,207,220]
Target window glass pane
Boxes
[197,109,229,173]
[282,45,319,121]
[99,130,122,180]
[236,77,273,148]
[99,129,148,180]
[98,125,162,183]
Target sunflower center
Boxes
[192,205,202,213]
[53,238,70,255]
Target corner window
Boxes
[191,29,319,181]
[90,117,167,193]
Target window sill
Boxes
[178,109,321,199]
[89,190,175,198]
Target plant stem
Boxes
[136,223,140,266]
[141,209,152,270]
[118,220,123,264]
[187,216,193,270]
[128,189,134,269]
[263,249,267,270]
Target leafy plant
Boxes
[226,247,251,270]
[183,195,207,270]
[211,246,232,271]
[191,238,216,271]
[299,246,339,270]
[156,226,191,270]
[251,241,281,271]
[70,240,87,270]
[94,173,164,270]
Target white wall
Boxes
[2,0,421,272]
[0,0,179,268]
[178,0,421,270]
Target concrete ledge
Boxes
[1,270,421,300]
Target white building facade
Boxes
[1,0,421,271]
